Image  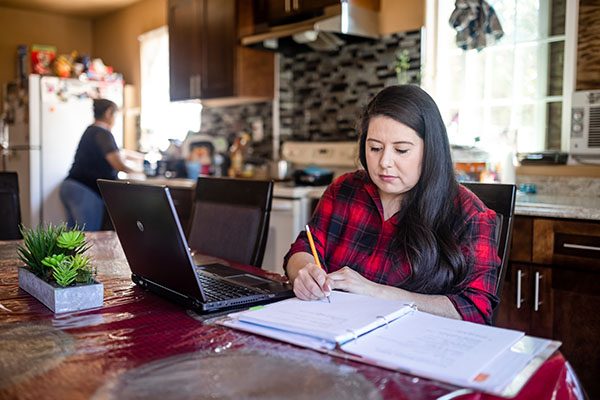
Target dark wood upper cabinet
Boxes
[168,0,200,101]
[201,0,235,99]
[168,0,274,103]
[259,0,339,25]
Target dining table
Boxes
[0,231,586,400]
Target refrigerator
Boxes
[1,75,123,228]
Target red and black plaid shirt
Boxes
[284,171,500,325]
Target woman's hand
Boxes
[328,266,380,297]
[292,263,332,301]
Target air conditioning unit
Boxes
[570,90,600,156]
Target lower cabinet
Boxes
[552,266,600,398]
[496,263,553,338]
[496,216,600,398]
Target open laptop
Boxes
[98,179,294,313]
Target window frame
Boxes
[422,0,579,152]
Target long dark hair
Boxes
[358,85,468,294]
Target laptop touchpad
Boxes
[229,274,272,287]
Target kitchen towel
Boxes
[449,0,504,51]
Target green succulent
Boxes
[50,258,80,287]
[71,254,95,284]
[57,230,88,252]
[395,49,411,84]
[70,253,90,270]
[17,224,95,287]
[17,224,66,277]
[41,254,68,269]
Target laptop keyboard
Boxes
[197,273,260,302]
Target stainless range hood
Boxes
[241,1,380,54]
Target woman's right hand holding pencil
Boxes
[286,225,332,302]
[292,262,332,301]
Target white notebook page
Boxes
[341,310,525,385]
[237,291,413,344]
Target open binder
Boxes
[219,291,561,398]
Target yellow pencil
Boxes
[305,225,330,303]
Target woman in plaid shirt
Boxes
[284,85,500,325]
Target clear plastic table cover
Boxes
[0,232,581,400]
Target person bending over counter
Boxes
[284,85,500,325]
[60,98,141,231]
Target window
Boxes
[425,0,577,154]
[139,26,201,152]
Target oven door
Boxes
[262,197,309,274]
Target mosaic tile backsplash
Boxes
[279,31,422,141]
[198,30,422,156]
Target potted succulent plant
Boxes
[17,224,103,313]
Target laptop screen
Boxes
[98,180,205,302]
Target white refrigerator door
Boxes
[4,148,41,229]
[28,76,123,226]
[39,77,95,225]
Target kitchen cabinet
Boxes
[496,216,600,398]
[168,0,198,101]
[254,0,339,25]
[379,0,424,35]
[576,0,600,91]
[250,0,423,41]
[168,0,274,103]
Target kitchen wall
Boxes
[0,6,93,111]
[93,0,166,149]
[279,31,422,141]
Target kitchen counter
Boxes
[307,186,600,221]
[515,193,600,220]
[123,176,600,221]
[121,174,196,189]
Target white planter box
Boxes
[18,267,103,313]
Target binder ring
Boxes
[376,315,389,328]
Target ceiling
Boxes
[0,0,143,18]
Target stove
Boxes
[281,140,358,172]
[263,142,358,274]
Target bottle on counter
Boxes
[228,132,251,177]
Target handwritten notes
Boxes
[342,310,524,385]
